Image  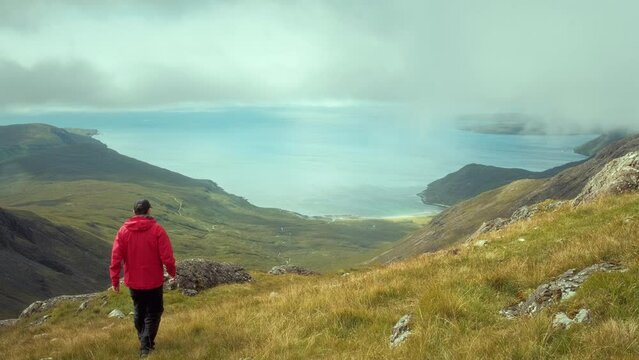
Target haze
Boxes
[1,0,638,132]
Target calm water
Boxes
[0,107,595,217]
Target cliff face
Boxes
[377,134,639,263]
[0,208,110,319]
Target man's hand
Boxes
[110,285,120,294]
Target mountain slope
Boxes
[376,134,639,262]
[418,161,582,206]
[1,193,637,359]
[0,207,110,319]
[574,131,628,156]
[0,123,419,316]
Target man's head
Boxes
[134,199,152,215]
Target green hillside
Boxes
[0,123,421,317]
[418,161,582,206]
[0,207,110,319]
[2,192,637,359]
[379,134,639,263]
[0,124,419,271]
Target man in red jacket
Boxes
[110,199,176,358]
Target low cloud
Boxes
[0,59,113,108]
[0,1,638,132]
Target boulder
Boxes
[169,259,252,294]
[0,319,18,328]
[552,309,592,329]
[469,200,566,241]
[30,315,50,326]
[389,314,412,348]
[108,309,125,319]
[474,239,489,247]
[268,265,318,276]
[181,289,198,297]
[78,301,88,311]
[19,293,101,319]
[573,151,639,205]
[470,218,509,239]
[500,263,624,318]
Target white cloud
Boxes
[0,0,638,131]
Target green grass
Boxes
[2,193,638,359]
[374,178,543,263]
[0,178,420,272]
[0,124,421,272]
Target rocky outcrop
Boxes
[19,293,102,319]
[552,309,592,329]
[469,201,565,240]
[0,319,18,328]
[377,135,639,263]
[389,314,412,348]
[573,151,639,205]
[108,309,125,319]
[268,265,318,276]
[169,259,252,295]
[500,263,624,318]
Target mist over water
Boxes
[0,108,595,217]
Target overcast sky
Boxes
[1,0,638,131]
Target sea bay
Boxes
[0,107,595,217]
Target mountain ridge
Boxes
[375,134,639,263]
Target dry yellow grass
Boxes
[1,194,638,359]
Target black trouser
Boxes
[129,286,164,352]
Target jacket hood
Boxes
[123,215,156,232]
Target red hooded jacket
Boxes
[110,215,176,290]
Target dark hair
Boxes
[134,199,152,215]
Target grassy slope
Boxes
[0,208,111,319]
[374,179,544,263]
[382,134,639,263]
[0,124,419,272]
[2,193,638,359]
[0,178,419,272]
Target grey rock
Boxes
[552,308,592,329]
[573,151,639,205]
[163,272,177,291]
[20,293,101,319]
[474,239,489,247]
[469,201,566,240]
[0,318,18,328]
[108,309,125,319]
[470,218,509,239]
[510,205,539,223]
[552,313,572,328]
[181,289,198,297]
[168,259,252,294]
[501,263,624,318]
[30,315,50,326]
[268,265,319,276]
[390,314,412,348]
